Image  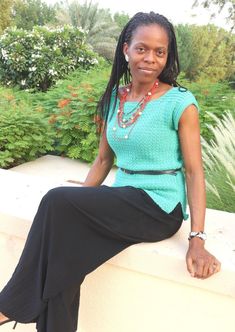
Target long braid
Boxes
[97,12,181,128]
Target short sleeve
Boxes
[172,91,200,130]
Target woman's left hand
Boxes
[186,239,221,279]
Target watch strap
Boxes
[188,231,207,241]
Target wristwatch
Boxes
[188,231,207,241]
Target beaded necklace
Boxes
[112,79,159,141]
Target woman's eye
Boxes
[156,50,165,56]
[137,47,145,53]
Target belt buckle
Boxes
[121,168,128,174]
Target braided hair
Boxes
[97,12,181,127]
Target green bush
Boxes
[31,67,93,114]
[178,75,235,141]
[0,106,55,168]
[0,25,99,91]
[0,85,34,111]
[49,66,111,162]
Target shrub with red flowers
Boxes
[48,66,110,162]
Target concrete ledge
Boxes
[0,161,235,332]
[10,154,116,185]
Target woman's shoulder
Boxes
[155,83,196,103]
[166,87,198,109]
[169,86,196,99]
[171,86,200,115]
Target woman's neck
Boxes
[127,80,158,102]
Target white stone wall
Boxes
[0,156,234,332]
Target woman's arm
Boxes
[82,130,115,186]
[67,130,114,186]
[178,104,221,279]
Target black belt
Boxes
[120,167,182,175]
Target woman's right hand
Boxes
[66,179,84,185]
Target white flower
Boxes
[21,79,26,85]
[1,49,8,59]
[33,45,42,50]
[29,66,37,72]
[32,53,41,59]
[48,69,57,76]
[0,33,7,41]
[78,26,88,34]
[90,58,98,65]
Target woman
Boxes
[0,12,221,332]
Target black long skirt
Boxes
[0,185,183,331]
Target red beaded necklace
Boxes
[117,79,159,128]
[112,79,159,141]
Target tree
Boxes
[56,0,120,61]
[12,0,58,30]
[0,0,13,33]
[175,24,193,73]
[113,12,130,30]
[203,28,235,81]
[193,0,235,31]
[176,23,235,82]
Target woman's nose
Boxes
[144,50,155,63]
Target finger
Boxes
[210,259,221,275]
[203,256,218,278]
[208,264,215,277]
[66,180,83,185]
[195,259,204,278]
[207,264,217,278]
[186,256,195,277]
[215,259,221,271]
[207,261,221,278]
[213,260,221,273]
[202,261,211,279]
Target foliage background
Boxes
[0,25,99,91]
[0,0,234,212]
[0,95,55,168]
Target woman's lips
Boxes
[139,68,156,74]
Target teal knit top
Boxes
[106,87,199,220]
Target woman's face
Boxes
[123,24,169,85]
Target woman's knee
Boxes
[41,187,67,206]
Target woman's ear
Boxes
[123,42,129,62]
